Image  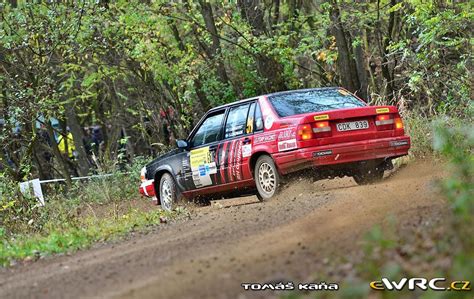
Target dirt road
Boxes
[0,161,447,299]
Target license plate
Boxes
[336,120,369,132]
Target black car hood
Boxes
[147,148,181,167]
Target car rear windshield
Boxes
[268,89,366,117]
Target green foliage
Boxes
[0,208,181,267]
[1,0,471,181]
[434,123,473,218]
[403,113,434,158]
[0,156,187,266]
[72,156,152,204]
[0,0,471,279]
[341,119,473,298]
[1,174,45,235]
[434,119,474,284]
[387,1,472,115]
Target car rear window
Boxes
[269,89,366,117]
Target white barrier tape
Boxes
[19,172,131,205]
[19,179,45,206]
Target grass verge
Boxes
[0,205,186,267]
[0,157,189,267]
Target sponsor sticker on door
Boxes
[190,147,216,188]
[278,139,297,152]
[242,144,252,158]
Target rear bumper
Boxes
[273,136,410,174]
[139,179,156,197]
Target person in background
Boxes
[83,127,93,155]
[58,128,75,159]
[91,126,104,155]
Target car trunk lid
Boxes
[296,106,405,146]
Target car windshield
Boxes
[269,89,366,117]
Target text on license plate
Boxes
[336,120,369,132]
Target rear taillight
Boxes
[297,121,332,140]
[312,121,332,137]
[394,117,404,130]
[375,114,394,130]
[297,124,313,140]
[313,121,330,132]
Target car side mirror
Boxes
[176,139,188,149]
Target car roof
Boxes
[208,87,339,112]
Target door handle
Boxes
[242,138,251,145]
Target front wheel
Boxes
[159,173,177,211]
[353,166,384,185]
[255,155,281,201]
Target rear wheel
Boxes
[255,155,281,201]
[159,173,177,211]
[353,166,384,185]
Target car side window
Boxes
[255,102,264,131]
[224,103,250,139]
[191,110,225,147]
[246,102,256,134]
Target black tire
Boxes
[159,173,177,211]
[254,155,281,201]
[353,166,384,185]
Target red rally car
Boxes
[139,87,410,210]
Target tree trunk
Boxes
[167,15,212,113]
[375,0,396,97]
[45,122,72,187]
[272,0,280,29]
[238,0,266,35]
[287,0,302,47]
[329,1,360,93]
[198,1,230,84]
[352,30,369,100]
[238,0,287,92]
[65,102,90,176]
[168,20,185,52]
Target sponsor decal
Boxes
[264,115,274,130]
[254,134,276,144]
[242,144,252,158]
[190,146,217,188]
[228,140,235,182]
[235,141,242,181]
[314,114,329,121]
[230,140,240,181]
[278,129,296,140]
[370,278,471,292]
[278,139,297,152]
[241,281,339,291]
[182,157,190,170]
[313,150,333,157]
[376,107,390,114]
[390,140,409,147]
[219,142,229,184]
[214,143,221,184]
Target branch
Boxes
[155,8,258,58]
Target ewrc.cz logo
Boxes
[370,278,471,291]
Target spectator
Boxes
[91,126,104,154]
[58,128,75,159]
